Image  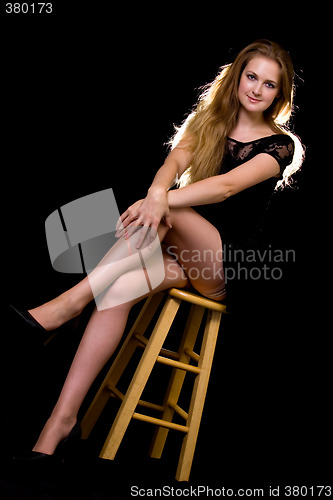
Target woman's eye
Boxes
[265,82,276,89]
[247,74,256,81]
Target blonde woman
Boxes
[12,39,303,460]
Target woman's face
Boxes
[238,56,281,114]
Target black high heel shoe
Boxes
[8,304,80,346]
[54,421,82,459]
[9,305,47,332]
[12,422,82,463]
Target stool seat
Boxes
[81,287,228,481]
[168,287,227,312]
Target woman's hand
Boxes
[115,187,172,249]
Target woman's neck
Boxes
[230,107,272,141]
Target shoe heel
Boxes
[54,422,82,461]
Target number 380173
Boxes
[5,3,53,14]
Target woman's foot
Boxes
[32,415,78,456]
[28,292,84,331]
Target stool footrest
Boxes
[134,333,180,361]
[132,412,189,433]
[156,355,200,374]
[134,332,201,373]
[168,401,188,421]
[184,347,200,363]
[107,384,165,413]
[108,384,189,432]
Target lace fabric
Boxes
[226,134,294,175]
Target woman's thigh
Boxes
[163,207,226,300]
[95,247,189,311]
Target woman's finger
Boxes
[117,217,143,240]
[135,225,151,249]
[164,214,173,229]
[115,211,138,237]
[115,223,127,238]
[116,199,144,231]
[125,223,142,240]
[115,211,129,231]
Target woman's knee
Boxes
[95,269,149,311]
[168,207,193,227]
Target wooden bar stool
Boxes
[81,287,228,481]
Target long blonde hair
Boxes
[170,39,304,188]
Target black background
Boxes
[0,3,330,499]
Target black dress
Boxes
[193,134,295,299]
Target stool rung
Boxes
[156,355,200,374]
[107,384,164,413]
[134,333,180,361]
[133,333,148,346]
[168,401,188,421]
[184,347,200,363]
[132,412,189,433]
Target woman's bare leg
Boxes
[31,249,188,454]
[28,225,169,331]
[163,207,226,300]
[30,207,225,454]
[29,207,224,330]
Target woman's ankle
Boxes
[60,290,86,320]
[32,414,77,454]
[28,293,84,331]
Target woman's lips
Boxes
[247,95,261,103]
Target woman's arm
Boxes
[167,153,280,208]
[148,146,193,194]
[116,146,192,243]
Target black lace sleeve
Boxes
[260,135,294,174]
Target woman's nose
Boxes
[253,85,262,96]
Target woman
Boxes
[12,39,303,459]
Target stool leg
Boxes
[100,296,182,460]
[81,292,164,439]
[176,310,222,481]
[149,304,205,459]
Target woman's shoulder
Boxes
[258,133,294,152]
[225,131,295,172]
[257,133,295,170]
[259,133,294,145]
